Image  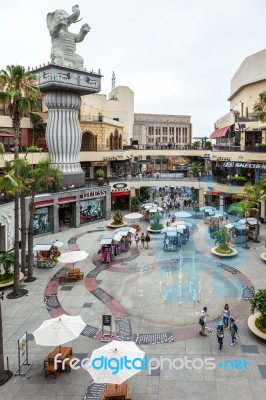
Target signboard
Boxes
[202,154,210,160]
[14,331,32,376]
[101,315,113,342]
[102,315,112,327]
[223,161,266,170]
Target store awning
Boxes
[0,133,14,137]
[210,125,232,139]
[33,240,64,251]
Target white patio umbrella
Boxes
[33,314,86,347]
[85,340,145,384]
[58,250,89,268]
[238,217,257,225]
[199,206,216,211]
[124,212,143,220]
[174,211,192,218]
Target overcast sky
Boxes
[1,0,265,137]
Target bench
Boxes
[68,273,79,282]
[44,361,60,378]
[78,272,84,280]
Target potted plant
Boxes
[95,168,106,186]
[248,289,266,339]
[108,210,127,228]
[130,195,141,211]
[231,176,247,186]
[0,252,24,287]
[211,227,237,257]
[148,213,164,233]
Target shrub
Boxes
[251,289,266,329]
[111,210,124,225]
[212,228,231,251]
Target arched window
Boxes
[110,132,114,150]
[81,131,97,151]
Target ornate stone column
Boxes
[45,91,82,174]
[32,64,102,187]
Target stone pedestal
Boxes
[32,64,102,187]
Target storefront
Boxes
[80,189,107,224]
[33,200,54,236]
[30,186,111,236]
[111,183,130,210]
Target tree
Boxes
[212,227,231,252]
[228,199,256,249]
[0,65,40,297]
[253,91,266,122]
[0,252,15,278]
[190,161,203,177]
[24,159,62,282]
[243,180,266,241]
[251,289,266,329]
[29,112,44,146]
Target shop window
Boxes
[80,198,105,224]
[33,206,53,235]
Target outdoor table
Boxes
[68,268,80,282]
[45,346,73,364]
[103,381,130,400]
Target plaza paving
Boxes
[1,211,266,400]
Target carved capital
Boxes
[45,91,81,110]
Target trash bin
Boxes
[259,217,264,223]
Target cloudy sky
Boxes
[1,0,265,137]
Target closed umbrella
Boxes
[58,250,89,269]
[33,314,86,347]
[85,340,145,384]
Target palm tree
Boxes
[228,200,256,249]
[29,112,44,146]
[190,161,203,177]
[0,65,40,297]
[243,180,266,242]
[253,91,266,122]
[25,159,62,281]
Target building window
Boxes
[33,206,53,235]
[80,198,104,224]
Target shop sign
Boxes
[81,189,107,199]
[223,162,266,170]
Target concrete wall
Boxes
[0,202,15,252]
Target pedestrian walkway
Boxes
[1,216,266,400]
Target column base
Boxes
[61,171,85,189]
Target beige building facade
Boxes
[133,113,192,147]
[213,49,266,149]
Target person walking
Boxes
[199,306,209,336]
[216,321,224,352]
[223,304,230,329]
[135,233,140,248]
[145,233,151,249]
[230,317,238,345]
[140,233,145,249]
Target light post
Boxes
[0,291,12,385]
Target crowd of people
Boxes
[199,304,239,351]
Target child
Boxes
[217,321,224,352]
[230,317,238,345]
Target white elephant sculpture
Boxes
[46,5,90,69]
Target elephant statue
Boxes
[46,5,90,69]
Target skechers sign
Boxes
[223,162,266,170]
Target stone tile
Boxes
[82,302,93,308]
[60,285,74,291]
[258,364,266,379]
[241,344,259,353]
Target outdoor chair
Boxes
[78,271,84,280]
[44,360,60,378]
[68,273,79,282]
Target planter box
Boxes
[211,247,238,257]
